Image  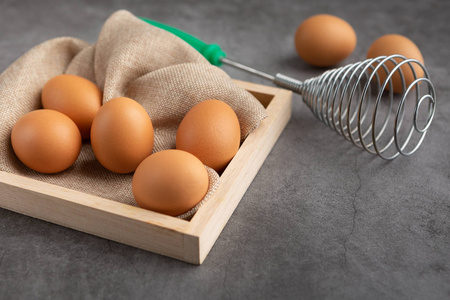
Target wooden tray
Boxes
[0,80,292,264]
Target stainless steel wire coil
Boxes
[273,55,436,160]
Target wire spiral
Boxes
[276,55,436,160]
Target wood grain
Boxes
[189,80,292,263]
[0,80,292,264]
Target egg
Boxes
[90,97,154,174]
[42,74,102,139]
[132,149,209,216]
[176,99,241,173]
[294,14,357,67]
[367,34,425,94]
[11,109,82,173]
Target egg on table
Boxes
[294,14,357,67]
[90,97,154,174]
[367,34,425,93]
[41,74,102,139]
[11,109,82,173]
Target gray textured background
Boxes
[1,0,449,299]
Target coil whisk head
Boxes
[292,55,436,159]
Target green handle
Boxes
[139,17,226,66]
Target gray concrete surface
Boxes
[1,0,449,299]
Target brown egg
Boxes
[294,14,357,67]
[176,99,241,173]
[42,74,102,139]
[367,34,425,94]
[11,109,82,173]
[90,97,154,174]
[132,149,209,216]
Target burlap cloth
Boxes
[0,10,267,219]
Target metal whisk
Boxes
[222,55,436,160]
[140,18,437,159]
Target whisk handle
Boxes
[273,73,304,94]
[139,17,227,66]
